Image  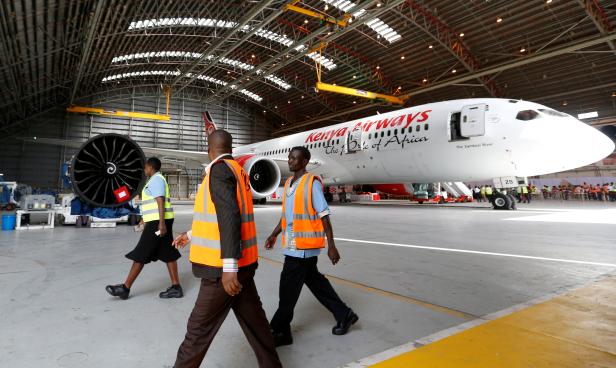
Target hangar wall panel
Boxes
[0,92,271,191]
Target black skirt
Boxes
[125,219,181,264]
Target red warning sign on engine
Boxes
[114,186,130,203]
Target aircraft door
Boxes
[460,104,486,137]
[344,127,363,153]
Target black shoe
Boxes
[332,309,359,336]
[159,284,183,299]
[272,331,293,347]
[106,284,130,300]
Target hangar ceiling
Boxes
[1,0,615,138]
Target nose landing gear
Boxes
[492,192,517,210]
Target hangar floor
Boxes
[1,201,615,367]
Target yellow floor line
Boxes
[258,256,475,320]
[368,275,616,368]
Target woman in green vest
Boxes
[106,157,182,300]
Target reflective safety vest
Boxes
[281,173,326,250]
[485,187,493,195]
[522,186,528,194]
[189,159,258,268]
[141,173,174,223]
[516,187,522,194]
[480,187,486,195]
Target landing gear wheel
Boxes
[492,193,512,210]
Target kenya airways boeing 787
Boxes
[30,98,614,210]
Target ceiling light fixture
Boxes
[353,75,357,79]
[459,32,464,37]
[422,78,428,83]
[304,19,309,24]
[496,17,503,23]
[400,55,405,60]
[520,47,526,53]
[578,111,598,119]
[562,101,568,106]
[452,69,457,73]
[428,44,433,49]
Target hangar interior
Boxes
[1,1,616,367]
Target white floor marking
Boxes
[334,237,616,268]
[504,209,616,224]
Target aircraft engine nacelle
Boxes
[235,155,282,199]
[71,133,146,207]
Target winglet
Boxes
[202,111,217,138]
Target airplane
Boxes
[28,98,614,210]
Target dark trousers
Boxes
[270,256,350,335]
[174,266,281,368]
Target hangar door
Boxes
[460,104,486,137]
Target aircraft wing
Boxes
[21,136,210,164]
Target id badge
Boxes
[286,228,296,251]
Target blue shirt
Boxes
[283,177,330,258]
[144,174,166,198]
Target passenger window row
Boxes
[367,124,429,139]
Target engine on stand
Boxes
[61,134,145,227]
[71,133,145,207]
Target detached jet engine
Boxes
[71,134,145,207]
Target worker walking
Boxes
[265,146,358,347]
[485,185,493,202]
[172,130,281,368]
[106,157,182,300]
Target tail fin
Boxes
[202,111,218,138]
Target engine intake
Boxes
[236,155,281,199]
[71,134,145,207]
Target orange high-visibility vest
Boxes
[281,173,326,250]
[189,159,258,268]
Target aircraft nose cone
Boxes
[587,125,615,164]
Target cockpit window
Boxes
[516,110,540,121]
[538,108,568,117]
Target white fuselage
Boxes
[234,98,614,186]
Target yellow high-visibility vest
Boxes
[281,173,326,250]
[141,173,174,222]
[189,159,258,268]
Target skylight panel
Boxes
[265,75,291,90]
[319,1,400,42]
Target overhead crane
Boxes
[284,2,408,106]
[67,86,172,121]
